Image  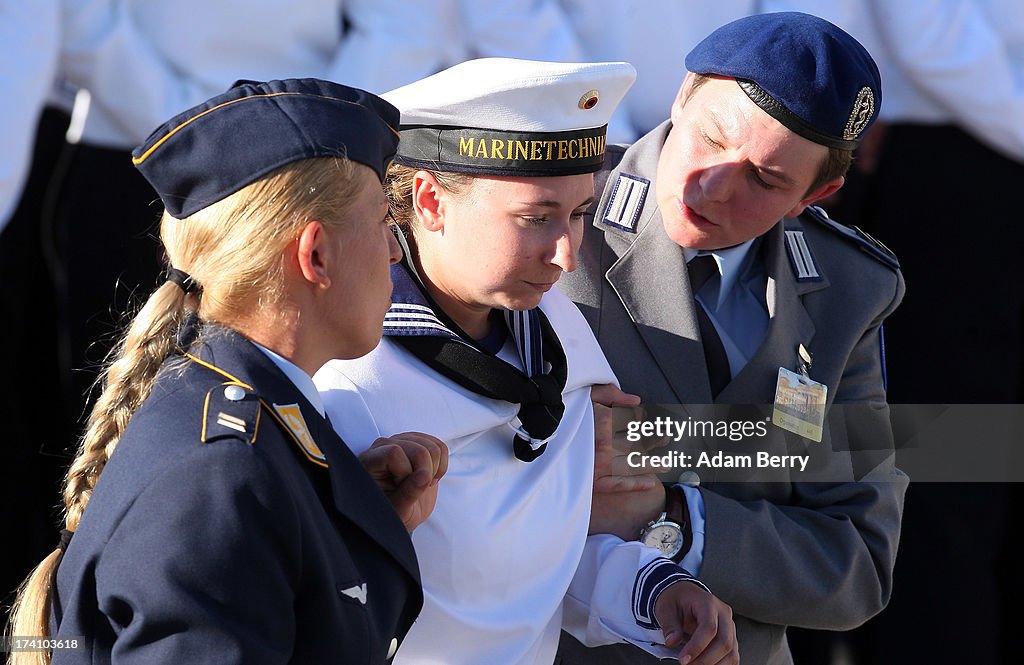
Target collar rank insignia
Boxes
[784,229,822,281]
[600,173,649,233]
[202,382,261,444]
[272,403,326,465]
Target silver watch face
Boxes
[642,522,683,558]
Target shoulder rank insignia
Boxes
[784,229,822,282]
[599,173,649,233]
[804,205,900,270]
[202,382,261,444]
[271,403,327,467]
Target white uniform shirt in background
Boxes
[559,0,759,143]
[60,0,447,149]
[58,0,588,151]
[766,0,1024,162]
[0,0,60,231]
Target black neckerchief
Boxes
[383,235,566,462]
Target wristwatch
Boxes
[640,513,684,559]
[639,484,692,562]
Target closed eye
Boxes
[750,169,775,190]
[701,128,723,149]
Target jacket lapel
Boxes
[304,411,421,581]
[596,122,714,404]
[606,214,715,404]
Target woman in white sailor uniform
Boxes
[8,78,446,665]
[314,59,737,665]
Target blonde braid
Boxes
[63,282,190,530]
[6,282,189,665]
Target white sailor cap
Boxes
[383,58,636,177]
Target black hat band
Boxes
[737,80,860,150]
[395,125,608,177]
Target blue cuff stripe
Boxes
[632,558,711,630]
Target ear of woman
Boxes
[295,220,334,289]
[411,170,446,233]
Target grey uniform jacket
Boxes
[556,121,909,665]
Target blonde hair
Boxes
[7,156,362,665]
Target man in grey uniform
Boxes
[557,12,908,665]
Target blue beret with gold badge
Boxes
[686,12,881,150]
[132,78,400,219]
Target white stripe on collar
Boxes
[783,229,821,280]
[601,173,650,233]
[385,261,546,377]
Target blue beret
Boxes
[132,78,400,219]
[685,12,880,150]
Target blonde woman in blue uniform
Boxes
[315,59,737,665]
[8,78,446,665]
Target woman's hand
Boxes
[655,581,739,665]
[359,432,448,531]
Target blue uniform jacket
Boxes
[51,326,422,664]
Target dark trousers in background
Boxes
[51,141,165,413]
[1,116,164,625]
[1,108,74,620]
[789,124,1024,665]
